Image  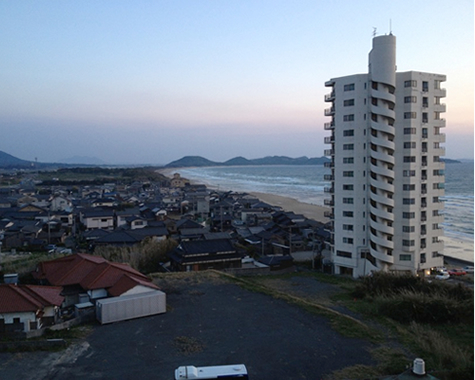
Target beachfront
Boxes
[158,168,473,264]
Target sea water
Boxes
[177,162,474,262]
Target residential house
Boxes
[168,239,242,271]
[170,173,190,188]
[80,208,115,230]
[50,195,73,212]
[0,284,64,333]
[32,253,157,307]
[116,207,142,228]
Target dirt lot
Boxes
[0,272,376,380]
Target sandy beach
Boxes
[158,168,473,263]
[158,168,330,223]
[249,191,329,223]
[443,235,474,263]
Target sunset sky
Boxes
[1,1,473,164]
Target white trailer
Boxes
[175,364,248,379]
[96,290,166,324]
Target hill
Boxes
[0,151,36,168]
[165,155,330,168]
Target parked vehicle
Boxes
[435,270,450,280]
[448,268,466,276]
[175,364,248,379]
[430,266,447,275]
[462,266,474,274]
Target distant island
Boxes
[0,150,466,169]
[164,155,331,168]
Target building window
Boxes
[342,237,354,244]
[343,114,355,122]
[403,239,415,247]
[433,196,440,203]
[404,142,416,149]
[336,250,352,258]
[344,83,355,91]
[403,226,415,233]
[403,212,415,219]
[404,96,417,103]
[422,81,429,92]
[422,112,428,123]
[403,184,416,191]
[343,129,354,136]
[400,254,412,261]
[403,156,416,163]
[403,198,415,205]
[343,198,354,204]
[404,112,417,119]
[343,184,353,190]
[403,170,416,177]
[343,157,354,164]
[343,99,355,106]
[404,80,417,88]
[343,144,354,150]
[343,211,353,217]
[343,224,354,231]
[404,128,416,135]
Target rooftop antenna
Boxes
[372,27,377,37]
[389,19,392,35]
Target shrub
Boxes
[351,272,473,324]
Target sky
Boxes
[1,0,473,165]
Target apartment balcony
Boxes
[324,161,334,168]
[434,88,447,97]
[324,211,334,218]
[324,186,334,193]
[434,133,446,143]
[325,79,335,87]
[323,174,334,181]
[324,92,335,102]
[324,121,335,130]
[324,199,334,206]
[324,149,334,156]
[324,136,334,144]
[434,103,446,112]
[324,107,335,116]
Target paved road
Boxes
[0,278,376,379]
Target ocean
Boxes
[175,162,474,262]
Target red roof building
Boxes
[32,253,158,306]
[0,284,64,333]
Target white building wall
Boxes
[0,311,37,332]
[324,34,445,277]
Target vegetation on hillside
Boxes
[36,167,169,186]
[94,238,178,274]
[226,270,473,380]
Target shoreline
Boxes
[158,168,474,264]
[158,168,330,223]
[249,191,329,223]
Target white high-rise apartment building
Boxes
[323,34,446,277]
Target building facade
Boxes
[324,34,445,277]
